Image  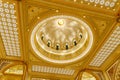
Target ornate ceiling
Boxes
[0,0,120,80]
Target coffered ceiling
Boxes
[0,0,120,80]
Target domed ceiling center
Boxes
[31,15,93,64]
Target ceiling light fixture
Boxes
[31,15,93,64]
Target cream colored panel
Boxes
[32,65,75,76]
[0,1,21,57]
[89,26,120,67]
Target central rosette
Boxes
[31,15,93,63]
[35,16,87,55]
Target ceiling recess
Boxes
[31,15,93,64]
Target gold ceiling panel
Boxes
[42,0,120,15]
[0,0,23,60]
[0,74,23,80]
[106,60,118,80]
[4,65,23,75]
[89,26,120,67]
[27,6,49,25]
[63,0,120,11]
[0,0,120,80]
[32,65,75,76]
[24,0,116,63]
[81,72,96,80]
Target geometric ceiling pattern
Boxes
[89,26,120,67]
[107,60,118,80]
[66,0,119,10]
[32,65,75,76]
[0,0,120,80]
[0,0,21,57]
[81,72,96,80]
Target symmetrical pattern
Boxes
[0,1,21,56]
[81,72,96,80]
[66,0,119,10]
[89,26,120,67]
[31,15,93,64]
[32,65,75,75]
[83,0,118,8]
[106,61,118,80]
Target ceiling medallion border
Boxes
[30,14,93,64]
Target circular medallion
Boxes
[31,15,93,64]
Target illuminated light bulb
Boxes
[58,19,64,25]
[13,3,15,5]
[13,23,17,27]
[117,3,120,5]
[0,29,4,33]
[100,6,103,8]
[81,1,83,3]
[0,8,3,12]
[12,19,17,23]
[100,0,105,5]
[37,17,40,19]
[3,22,7,25]
[113,0,118,2]
[6,14,10,18]
[110,2,115,7]
[95,0,99,4]
[4,3,8,8]
[113,9,115,11]
[0,3,2,7]
[7,19,11,22]
[65,43,69,50]
[5,9,9,13]
[73,0,77,2]
[47,40,51,47]
[56,10,59,12]
[83,16,86,18]
[107,7,110,9]
[105,1,110,7]
[10,10,15,14]
[88,3,90,5]
[8,23,12,26]
[79,33,83,39]
[14,32,18,34]
[11,15,16,18]
[9,4,14,9]
[2,18,6,21]
[13,28,17,31]
[5,30,8,33]
[1,13,5,17]
[56,44,60,50]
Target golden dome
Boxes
[31,15,93,64]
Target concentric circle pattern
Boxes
[31,15,93,64]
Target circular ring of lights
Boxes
[31,15,93,64]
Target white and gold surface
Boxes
[0,0,120,80]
